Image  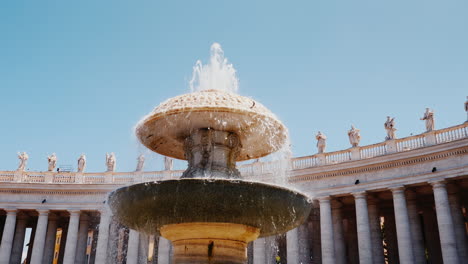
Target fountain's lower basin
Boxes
[108,179,312,237]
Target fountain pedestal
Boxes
[161,222,259,263]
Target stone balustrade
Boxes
[1,122,467,184]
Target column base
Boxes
[161,222,260,264]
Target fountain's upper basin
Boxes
[108,179,312,237]
[135,90,287,161]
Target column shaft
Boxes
[126,229,139,264]
[10,214,28,264]
[391,187,415,264]
[63,210,81,264]
[94,212,111,264]
[448,192,468,261]
[319,197,336,264]
[30,210,49,264]
[367,200,384,264]
[253,238,266,264]
[0,210,17,264]
[406,195,426,264]
[75,214,90,264]
[286,228,299,264]
[157,236,171,264]
[353,192,373,264]
[432,181,460,264]
[43,215,58,264]
[331,202,346,264]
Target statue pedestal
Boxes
[161,222,260,264]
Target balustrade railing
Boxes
[0,123,466,184]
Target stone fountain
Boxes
[108,45,311,264]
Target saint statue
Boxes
[348,125,361,147]
[164,156,173,171]
[465,96,468,122]
[384,116,397,140]
[106,153,116,172]
[47,153,57,172]
[136,154,145,172]
[17,152,29,171]
[77,154,86,173]
[420,108,435,132]
[315,131,327,153]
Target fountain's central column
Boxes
[182,128,242,179]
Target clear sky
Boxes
[1,0,467,172]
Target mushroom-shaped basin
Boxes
[108,179,312,237]
[135,90,287,161]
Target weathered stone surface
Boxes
[108,179,311,237]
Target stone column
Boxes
[406,191,426,264]
[138,234,149,264]
[43,213,58,264]
[10,212,28,264]
[331,200,346,264]
[0,209,17,264]
[319,196,336,264]
[253,237,266,264]
[367,197,384,264]
[286,228,299,264]
[157,236,171,264]
[127,229,139,264]
[30,209,49,264]
[447,185,468,261]
[63,210,81,264]
[431,181,460,264]
[297,223,311,263]
[391,186,414,264]
[75,213,90,264]
[353,192,373,264]
[95,211,111,264]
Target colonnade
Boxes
[267,179,468,264]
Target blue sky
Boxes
[1,0,467,172]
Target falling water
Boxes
[189,43,239,93]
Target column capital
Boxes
[389,185,405,194]
[429,180,446,189]
[405,189,418,201]
[352,191,367,199]
[79,213,90,222]
[36,209,50,216]
[68,210,81,217]
[4,208,17,215]
[330,200,342,209]
[317,196,331,203]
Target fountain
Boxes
[108,44,312,263]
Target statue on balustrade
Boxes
[465,96,468,122]
[384,116,397,140]
[136,154,145,171]
[17,152,29,171]
[420,108,435,132]
[77,154,86,173]
[315,131,327,153]
[348,125,361,147]
[106,153,116,172]
[164,156,173,171]
[47,153,57,172]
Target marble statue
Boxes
[164,156,173,171]
[106,153,116,172]
[348,125,361,147]
[465,96,468,122]
[136,154,145,172]
[315,131,327,153]
[17,152,29,171]
[47,153,57,172]
[77,154,86,173]
[420,108,435,132]
[384,116,397,140]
